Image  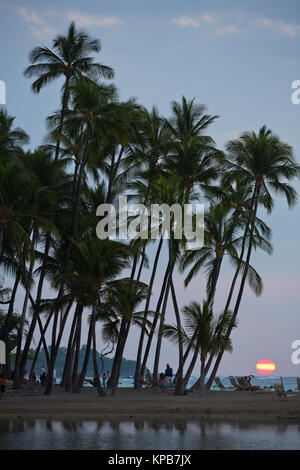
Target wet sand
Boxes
[1,387,300,423]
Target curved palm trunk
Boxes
[44,300,73,395]
[109,255,139,395]
[183,342,200,388]
[170,277,184,394]
[140,262,170,377]
[60,303,81,389]
[13,234,36,389]
[207,256,223,306]
[153,255,175,380]
[29,314,52,379]
[72,310,82,390]
[19,237,50,384]
[74,302,97,393]
[199,355,206,394]
[1,269,21,378]
[174,254,224,388]
[134,237,163,388]
[54,79,70,162]
[92,330,106,396]
[67,123,91,262]
[206,185,260,389]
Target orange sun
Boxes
[256,360,276,375]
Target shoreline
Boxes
[1,387,300,423]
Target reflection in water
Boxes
[0,418,299,450]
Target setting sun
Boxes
[256,360,276,375]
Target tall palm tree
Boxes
[207,126,300,386]
[55,236,131,395]
[24,22,114,161]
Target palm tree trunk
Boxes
[67,123,91,262]
[29,314,52,379]
[19,237,51,384]
[74,301,98,393]
[1,268,21,378]
[60,303,81,388]
[44,300,73,395]
[153,257,175,380]
[207,256,223,305]
[72,310,82,390]
[183,342,200,388]
[108,255,139,395]
[140,262,170,377]
[13,233,36,389]
[170,277,184,394]
[54,78,70,162]
[199,357,206,394]
[206,185,260,389]
[134,237,163,388]
[92,329,106,396]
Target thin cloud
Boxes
[172,11,300,38]
[172,13,240,35]
[16,6,56,39]
[256,17,300,37]
[67,10,123,27]
[172,17,200,28]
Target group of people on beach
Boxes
[139,363,174,389]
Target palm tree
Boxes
[207,126,300,386]
[0,109,29,161]
[164,301,235,393]
[16,150,71,387]
[55,236,131,395]
[24,22,114,161]
[104,277,149,395]
[165,96,219,144]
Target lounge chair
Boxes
[214,377,233,390]
[229,376,248,391]
[236,377,250,390]
[229,376,242,390]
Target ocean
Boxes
[105,375,299,391]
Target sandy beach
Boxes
[1,387,300,423]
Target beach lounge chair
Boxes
[214,377,233,390]
[229,376,248,391]
[236,377,249,390]
[229,376,241,390]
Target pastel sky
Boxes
[0,0,299,376]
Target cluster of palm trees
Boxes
[0,22,299,397]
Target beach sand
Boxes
[1,387,300,423]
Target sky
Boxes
[0,0,299,377]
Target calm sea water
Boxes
[0,419,299,450]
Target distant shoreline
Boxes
[1,387,300,423]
